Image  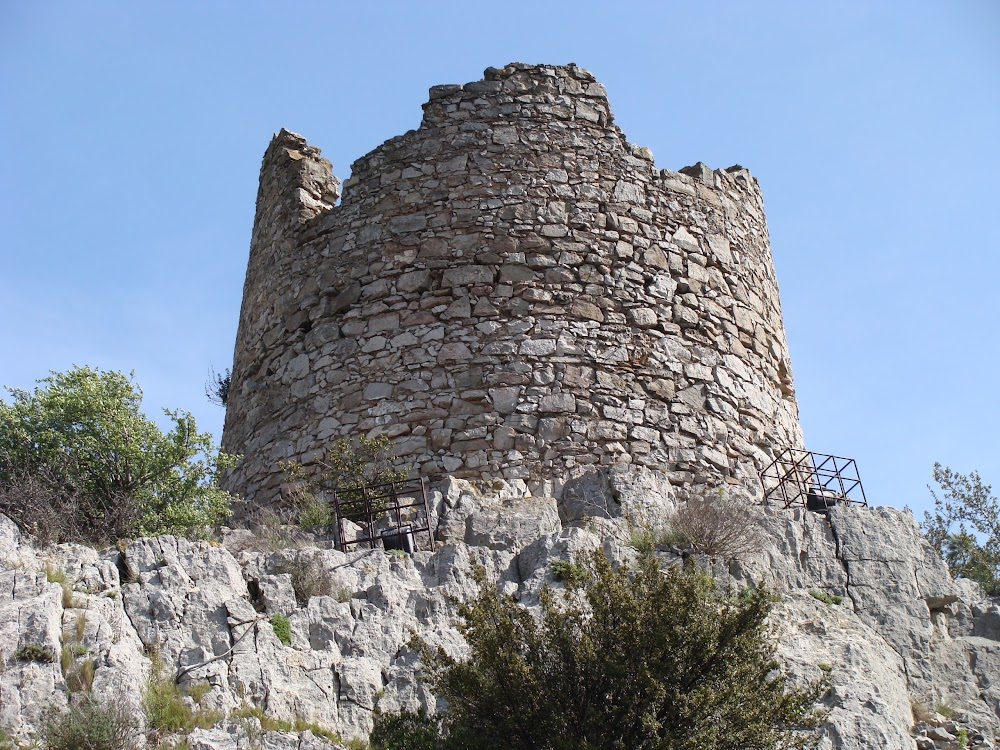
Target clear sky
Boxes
[1,1,997,520]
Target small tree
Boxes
[922,463,1000,595]
[205,366,231,408]
[280,435,408,522]
[42,693,137,750]
[0,366,235,543]
[375,550,827,750]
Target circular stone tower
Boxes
[221,63,804,506]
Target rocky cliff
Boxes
[1,469,998,749]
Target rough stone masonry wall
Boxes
[222,63,805,507]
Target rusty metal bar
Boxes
[760,448,867,510]
[329,476,437,554]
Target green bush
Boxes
[271,614,292,646]
[0,366,236,544]
[370,710,443,750]
[144,667,221,733]
[378,549,827,750]
[280,435,408,520]
[808,589,844,605]
[42,694,137,750]
[549,560,587,587]
[14,643,55,663]
[298,496,333,531]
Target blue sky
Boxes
[1,1,997,519]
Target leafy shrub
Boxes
[921,464,1000,595]
[808,589,844,605]
[270,614,292,646]
[297,496,333,531]
[42,693,137,750]
[205,366,231,408]
[14,643,55,663]
[386,549,826,750]
[0,366,236,544]
[371,710,443,750]
[549,560,587,587]
[280,435,408,520]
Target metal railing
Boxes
[759,448,867,511]
[330,477,436,553]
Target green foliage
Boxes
[298,496,333,531]
[922,464,1000,595]
[370,710,442,750]
[271,614,292,646]
[549,560,588,587]
[0,366,236,544]
[14,643,55,663]
[43,565,67,584]
[280,435,409,520]
[42,694,136,750]
[205,366,231,408]
[817,663,833,673]
[389,549,826,750]
[144,665,221,733]
[957,728,969,749]
[186,681,212,703]
[62,643,89,671]
[61,631,94,694]
[808,590,844,605]
[934,701,956,719]
[629,527,656,555]
[231,704,346,743]
[318,434,409,490]
[66,657,96,693]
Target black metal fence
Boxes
[329,477,436,554]
[759,448,867,511]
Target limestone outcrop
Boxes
[1,469,998,749]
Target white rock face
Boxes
[0,471,998,749]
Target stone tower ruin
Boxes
[221,62,805,506]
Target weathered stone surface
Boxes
[221,63,803,505]
[1,480,999,747]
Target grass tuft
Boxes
[808,589,844,605]
[270,614,292,646]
